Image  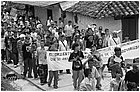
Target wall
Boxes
[34,5,61,26]
[66,12,122,40]
[34,6,47,25]
[66,12,121,31]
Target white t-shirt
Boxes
[58,40,68,51]
[31,32,37,40]
[64,25,74,37]
[80,77,93,91]
[47,20,53,26]
[54,32,59,39]
[37,47,48,65]
[108,37,121,46]
[49,27,56,34]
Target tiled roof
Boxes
[12,1,64,7]
[66,1,139,19]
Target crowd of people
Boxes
[1,2,138,91]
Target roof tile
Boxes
[66,1,139,18]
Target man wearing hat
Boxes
[58,35,70,74]
[17,34,25,74]
[108,30,121,46]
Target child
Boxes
[109,70,125,91]
[68,43,84,90]
[79,68,93,91]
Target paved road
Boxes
[1,64,18,91]
[3,62,113,91]
[1,62,43,91]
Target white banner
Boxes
[47,39,139,70]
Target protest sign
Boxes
[10,8,17,17]
[47,39,139,70]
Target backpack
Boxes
[107,55,124,70]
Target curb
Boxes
[2,62,46,91]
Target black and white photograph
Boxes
[1,1,139,91]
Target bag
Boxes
[112,38,117,45]
[73,60,82,68]
[61,40,67,51]
[107,55,124,70]
[88,54,101,68]
[73,51,82,69]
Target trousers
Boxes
[24,58,32,77]
[48,71,58,87]
[12,52,18,65]
[72,70,84,89]
[38,64,48,83]
[32,58,38,78]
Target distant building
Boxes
[11,1,139,41]
[12,1,64,26]
[65,1,139,41]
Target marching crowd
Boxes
[1,2,139,91]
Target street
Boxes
[2,62,112,91]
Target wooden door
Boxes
[47,9,53,20]
[122,15,138,40]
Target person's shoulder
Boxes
[70,51,75,55]
[44,46,49,50]
[17,40,21,43]
[92,66,96,70]
[110,55,115,59]
[37,47,41,50]
[65,24,68,27]
[64,40,67,43]
[82,78,89,84]
[110,78,116,83]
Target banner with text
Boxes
[47,39,139,70]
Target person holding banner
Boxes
[48,42,59,89]
[37,39,48,85]
[68,43,84,90]
[58,35,70,74]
